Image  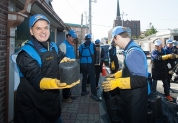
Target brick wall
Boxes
[0,0,8,123]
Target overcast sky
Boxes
[52,0,178,40]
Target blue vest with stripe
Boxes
[63,40,76,59]
[124,43,151,95]
[18,41,58,77]
[79,43,94,63]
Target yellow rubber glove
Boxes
[111,61,115,70]
[102,77,131,92]
[105,74,115,78]
[40,78,67,90]
[162,54,176,60]
[114,70,122,78]
[105,70,122,80]
[60,57,76,63]
[59,80,80,89]
[170,54,176,59]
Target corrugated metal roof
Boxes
[65,23,88,28]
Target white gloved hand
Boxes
[167,63,171,69]
[172,73,178,81]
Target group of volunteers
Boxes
[151,38,178,102]
[13,14,120,123]
[13,13,177,123]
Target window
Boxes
[49,27,55,42]
[75,28,81,32]
[15,17,31,52]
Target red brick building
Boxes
[114,19,140,38]
[109,0,141,38]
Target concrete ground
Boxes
[60,75,109,123]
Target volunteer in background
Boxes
[79,34,100,101]
[109,40,119,74]
[59,30,77,103]
[164,39,176,88]
[94,39,104,89]
[151,39,174,101]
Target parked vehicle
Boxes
[140,42,150,55]
[117,49,124,54]
[101,44,110,66]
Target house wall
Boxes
[0,1,9,123]
[137,31,178,53]
[57,31,66,46]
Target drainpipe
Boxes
[6,0,36,122]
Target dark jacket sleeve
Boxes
[57,47,65,63]
[130,76,147,89]
[93,43,96,54]
[109,47,115,61]
[16,51,44,91]
[151,50,162,61]
[101,48,105,58]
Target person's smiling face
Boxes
[30,20,50,42]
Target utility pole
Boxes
[84,11,88,34]
[121,11,127,26]
[89,0,92,34]
[89,0,97,35]
[81,13,83,43]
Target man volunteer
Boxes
[151,39,175,101]
[13,14,79,123]
[109,40,119,74]
[94,39,104,89]
[102,26,148,123]
[164,39,176,89]
[79,34,100,101]
[59,30,77,103]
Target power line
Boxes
[92,24,112,27]
[93,12,178,21]
[65,0,81,16]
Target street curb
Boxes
[99,100,111,123]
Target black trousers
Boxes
[86,75,90,84]
[62,88,71,99]
[95,65,101,87]
[87,65,101,87]
[81,63,97,96]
